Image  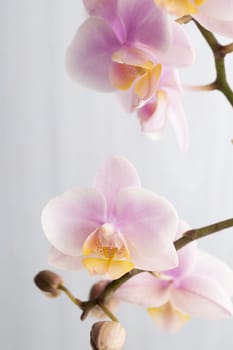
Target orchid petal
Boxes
[116,187,178,271]
[119,0,171,51]
[192,250,233,297]
[83,0,118,19]
[48,246,83,270]
[109,62,140,91]
[41,187,106,255]
[117,87,141,113]
[148,302,190,333]
[134,64,162,100]
[166,89,189,151]
[82,257,134,279]
[172,275,233,319]
[199,0,233,21]
[194,14,233,38]
[117,272,170,306]
[156,22,195,67]
[166,221,197,279]
[83,0,126,42]
[94,156,141,219]
[66,17,121,91]
[138,91,168,135]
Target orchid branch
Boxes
[38,218,233,322]
[77,217,233,318]
[192,20,233,107]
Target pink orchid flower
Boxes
[41,156,178,279]
[155,0,233,38]
[66,0,193,144]
[117,221,233,332]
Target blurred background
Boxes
[1,1,233,349]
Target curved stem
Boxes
[193,20,233,107]
[58,285,82,307]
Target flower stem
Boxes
[193,20,233,107]
[58,284,82,307]
[98,303,119,322]
[174,218,233,250]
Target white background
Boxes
[1,1,233,349]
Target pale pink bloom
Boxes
[66,0,193,141]
[155,0,233,38]
[136,67,189,150]
[41,157,178,279]
[117,222,233,332]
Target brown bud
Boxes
[34,270,63,298]
[90,321,126,350]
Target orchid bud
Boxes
[89,281,119,319]
[34,270,63,298]
[90,321,126,350]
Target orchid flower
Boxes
[41,156,179,279]
[66,0,194,146]
[155,0,233,38]
[117,221,233,332]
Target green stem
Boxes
[193,20,233,107]
[58,285,82,307]
[174,218,233,250]
[98,303,119,322]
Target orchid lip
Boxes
[82,223,134,278]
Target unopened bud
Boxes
[89,281,119,319]
[34,270,63,297]
[90,321,126,350]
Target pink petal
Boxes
[166,89,189,151]
[119,0,171,51]
[166,221,197,279]
[192,250,233,297]
[156,22,195,67]
[117,88,141,113]
[194,14,233,38]
[200,0,233,21]
[116,187,178,271]
[48,246,83,270]
[138,91,168,135]
[66,17,121,91]
[116,272,170,307]
[83,0,126,42]
[94,157,141,219]
[172,275,233,319]
[41,187,106,255]
[83,0,117,19]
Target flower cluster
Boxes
[35,1,233,349]
[66,0,233,150]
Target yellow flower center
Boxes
[82,223,134,279]
[109,47,162,101]
[154,0,206,16]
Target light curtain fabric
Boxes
[1,1,233,349]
